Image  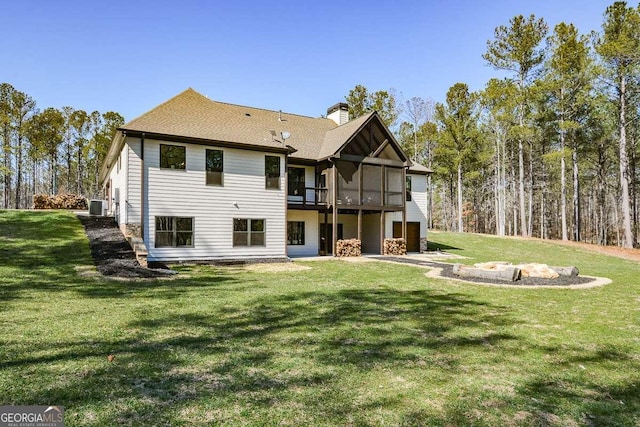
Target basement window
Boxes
[233,218,265,246]
[287,221,305,245]
[155,216,194,248]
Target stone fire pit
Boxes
[453,262,579,282]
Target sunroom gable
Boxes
[326,112,408,166]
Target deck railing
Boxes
[287,187,328,207]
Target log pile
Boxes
[383,238,407,255]
[336,239,361,257]
[33,194,88,210]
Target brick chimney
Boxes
[327,102,349,126]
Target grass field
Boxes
[1,210,639,426]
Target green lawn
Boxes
[1,210,639,426]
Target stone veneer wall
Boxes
[420,237,428,252]
[123,223,142,238]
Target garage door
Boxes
[393,222,420,252]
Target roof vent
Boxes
[327,102,349,126]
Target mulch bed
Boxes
[77,215,176,279]
[374,256,593,286]
[75,215,597,285]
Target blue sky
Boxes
[1,0,614,123]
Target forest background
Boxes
[1,1,638,248]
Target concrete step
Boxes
[136,252,148,268]
[126,235,149,268]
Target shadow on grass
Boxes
[6,286,521,424]
[0,211,94,306]
[71,272,247,299]
[426,240,462,252]
[6,280,640,425]
[515,370,640,425]
[510,343,640,425]
[411,342,640,426]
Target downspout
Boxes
[402,166,408,249]
[284,150,288,258]
[331,158,338,256]
[284,145,297,258]
[140,134,145,241]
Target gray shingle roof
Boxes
[318,112,375,160]
[408,163,433,174]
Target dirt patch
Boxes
[429,230,640,262]
[76,215,176,279]
[540,238,640,262]
[244,263,312,273]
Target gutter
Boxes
[99,130,126,187]
[121,130,293,155]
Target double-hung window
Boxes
[233,219,265,246]
[206,149,223,186]
[155,216,194,247]
[287,221,305,245]
[265,156,280,189]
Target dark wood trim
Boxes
[402,208,407,244]
[371,139,390,157]
[287,204,328,211]
[288,157,318,166]
[333,203,404,212]
[379,210,385,255]
[332,162,338,256]
[140,134,145,241]
[402,166,406,245]
[323,210,329,255]
[358,163,363,208]
[339,154,407,167]
[120,129,291,155]
[284,153,289,257]
[381,164,385,209]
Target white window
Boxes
[233,218,265,246]
[155,216,194,247]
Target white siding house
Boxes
[386,170,430,252]
[100,88,432,262]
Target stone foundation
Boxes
[420,237,428,252]
[124,223,142,239]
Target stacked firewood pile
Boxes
[336,239,361,257]
[384,238,407,255]
[33,194,88,210]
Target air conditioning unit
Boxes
[89,199,108,216]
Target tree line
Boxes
[0,83,123,209]
[345,1,640,248]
